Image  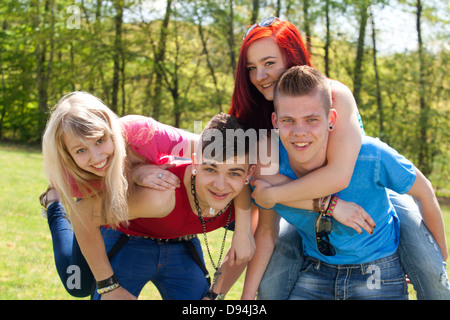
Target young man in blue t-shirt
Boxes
[242,65,447,300]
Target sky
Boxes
[126,0,449,55]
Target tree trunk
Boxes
[34,0,54,130]
[302,0,312,55]
[152,0,172,120]
[227,0,236,77]
[251,0,259,24]
[353,1,369,107]
[196,14,222,113]
[324,0,331,77]
[370,9,384,140]
[416,0,431,175]
[111,1,123,113]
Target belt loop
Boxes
[314,259,321,270]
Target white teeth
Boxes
[294,142,309,147]
[92,159,107,169]
[262,83,273,88]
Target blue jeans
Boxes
[289,253,408,300]
[91,228,209,300]
[47,202,94,297]
[47,203,209,299]
[259,192,450,300]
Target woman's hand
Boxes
[332,198,376,235]
[132,163,181,190]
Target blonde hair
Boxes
[42,91,129,227]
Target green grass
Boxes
[0,142,449,300]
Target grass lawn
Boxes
[0,142,449,300]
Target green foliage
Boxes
[0,0,448,192]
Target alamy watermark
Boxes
[67,5,81,30]
[171,124,280,176]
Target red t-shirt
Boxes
[116,163,235,239]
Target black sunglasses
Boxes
[315,212,336,256]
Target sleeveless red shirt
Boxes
[115,163,235,239]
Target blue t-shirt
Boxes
[273,136,416,264]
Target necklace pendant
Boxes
[209,207,215,216]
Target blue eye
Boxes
[76,148,86,154]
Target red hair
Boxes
[228,19,312,131]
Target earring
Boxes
[192,169,197,175]
[245,179,250,185]
[329,125,334,130]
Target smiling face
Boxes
[63,132,114,177]
[193,156,255,212]
[246,37,288,101]
[273,91,336,177]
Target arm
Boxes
[407,168,448,260]
[241,208,280,300]
[252,177,376,235]
[253,82,362,207]
[227,185,256,266]
[71,197,136,299]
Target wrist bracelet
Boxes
[204,290,225,300]
[97,274,120,295]
[313,198,320,213]
[325,194,339,216]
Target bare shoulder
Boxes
[128,186,175,219]
[329,80,357,114]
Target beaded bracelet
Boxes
[325,194,339,217]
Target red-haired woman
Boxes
[230,17,449,300]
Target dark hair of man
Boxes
[273,65,332,114]
[200,113,254,163]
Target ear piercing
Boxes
[192,169,197,175]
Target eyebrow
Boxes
[278,113,322,119]
[202,162,246,173]
[246,55,279,65]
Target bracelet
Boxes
[204,290,225,300]
[325,194,339,217]
[319,195,330,213]
[39,185,59,211]
[97,282,120,295]
[97,274,121,295]
[313,198,320,213]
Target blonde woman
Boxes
[40,92,254,299]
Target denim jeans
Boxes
[47,202,94,297]
[47,202,209,299]
[258,192,450,300]
[288,253,408,300]
[91,228,210,300]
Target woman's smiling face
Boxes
[246,37,288,101]
[63,132,114,177]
